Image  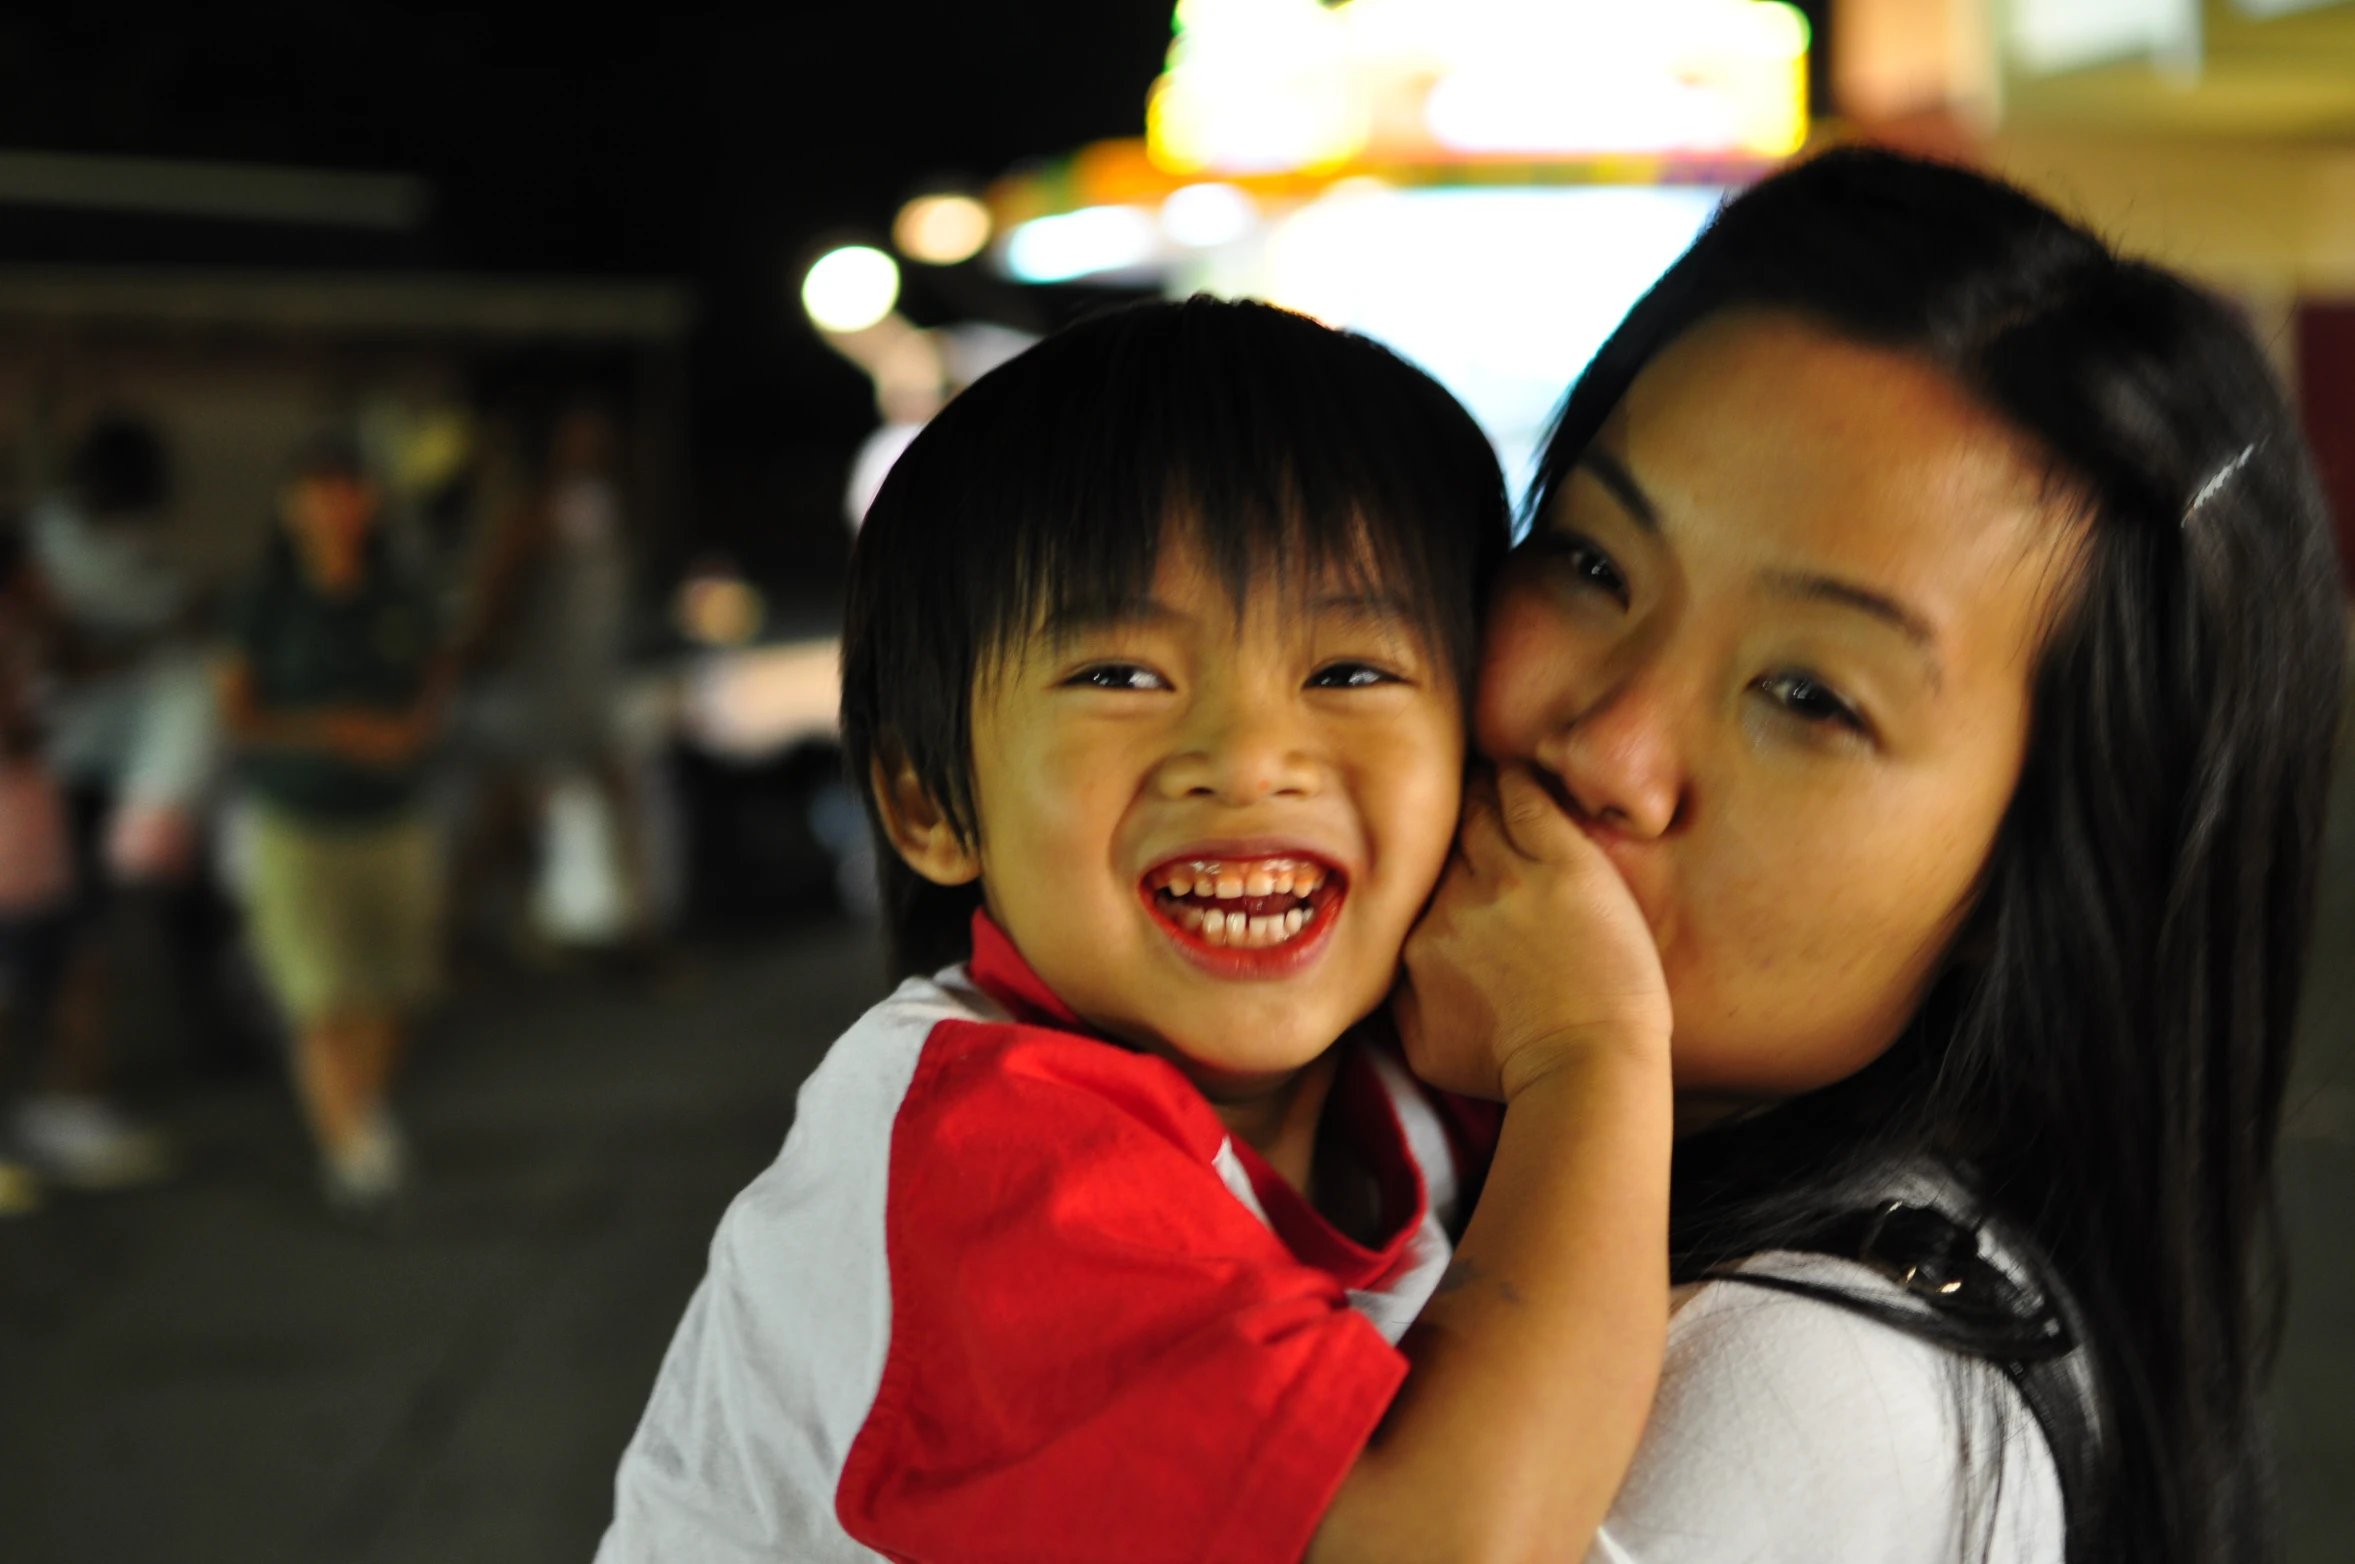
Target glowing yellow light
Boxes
[1147,0,1367,175]
[1145,0,1810,171]
[676,575,766,648]
[894,193,992,265]
[801,246,901,334]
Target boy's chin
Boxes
[1153,1027,1341,1102]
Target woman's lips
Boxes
[1138,853,1346,975]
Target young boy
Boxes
[600,299,1671,1563]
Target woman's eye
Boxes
[1067,663,1169,691]
[1306,661,1399,690]
[1756,670,1865,733]
[1535,532,1629,604]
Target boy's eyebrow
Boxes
[1040,598,1186,640]
[1309,589,1419,626]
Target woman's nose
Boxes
[1156,692,1320,805]
[1533,670,1685,838]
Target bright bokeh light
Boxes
[801,245,901,333]
[1148,0,1809,172]
[1161,182,1260,247]
[1004,205,1161,283]
[1151,0,1363,174]
[675,573,767,648]
[894,193,993,265]
[2008,0,2196,76]
[1196,183,1722,492]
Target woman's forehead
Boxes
[1601,311,2083,643]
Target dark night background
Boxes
[18,13,2349,1564]
[0,4,1837,608]
[0,3,1179,601]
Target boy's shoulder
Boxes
[760,962,1234,1212]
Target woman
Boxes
[1402,149,2342,1563]
[219,436,452,1209]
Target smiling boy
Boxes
[599,299,1674,1564]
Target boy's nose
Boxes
[1157,697,1320,805]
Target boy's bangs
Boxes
[974,306,1501,687]
[1011,474,1454,669]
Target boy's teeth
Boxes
[1150,856,1337,948]
[1152,859,1329,898]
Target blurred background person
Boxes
[8,412,192,1192]
[451,399,643,961]
[0,527,79,1213]
[216,436,451,1211]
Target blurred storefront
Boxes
[0,272,692,601]
[0,152,691,597]
[1836,0,2355,581]
[920,0,2355,585]
[980,0,1814,495]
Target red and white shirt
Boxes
[598,914,1489,1564]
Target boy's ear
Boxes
[870,746,982,887]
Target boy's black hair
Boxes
[841,295,1510,978]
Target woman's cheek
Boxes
[1658,786,1917,1091]
[1745,811,1992,1089]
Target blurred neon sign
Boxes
[1147,0,1811,176]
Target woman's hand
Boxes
[1395,764,1670,1103]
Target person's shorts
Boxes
[0,910,72,1025]
[244,804,441,1025]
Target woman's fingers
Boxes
[1492,763,1588,864]
[1447,768,1504,883]
[1455,763,1587,881]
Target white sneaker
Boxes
[322,1111,407,1211]
[10,1095,174,1191]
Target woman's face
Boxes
[1478,310,2083,1108]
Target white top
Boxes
[1590,1249,2068,1564]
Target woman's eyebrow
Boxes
[1577,449,1659,532]
[1761,568,1945,689]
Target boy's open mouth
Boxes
[1139,854,1346,963]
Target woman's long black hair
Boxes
[1528,149,2344,1564]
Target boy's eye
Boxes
[1754,670,1866,735]
[1306,661,1400,690]
[1065,663,1170,691]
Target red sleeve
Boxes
[837,1019,1407,1564]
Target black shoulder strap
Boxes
[1726,1202,2104,1557]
